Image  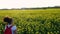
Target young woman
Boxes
[3,16,17,34]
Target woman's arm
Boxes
[3,30,5,33]
[14,30,17,34]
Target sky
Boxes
[0,0,60,9]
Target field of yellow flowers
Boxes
[0,9,60,34]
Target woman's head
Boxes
[3,16,13,24]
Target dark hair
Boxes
[3,17,13,24]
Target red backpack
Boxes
[4,26,12,34]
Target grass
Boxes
[0,8,60,34]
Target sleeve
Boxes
[12,26,17,31]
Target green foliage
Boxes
[0,9,60,34]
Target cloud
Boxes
[0,0,60,9]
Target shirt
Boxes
[5,24,16,34]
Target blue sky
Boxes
[0,0,60,9]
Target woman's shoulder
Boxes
[12,25,16,28]
[12,25,17,30]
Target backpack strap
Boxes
[6,25,13,29]
[6,26,8,28]
[9,26,13,29]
